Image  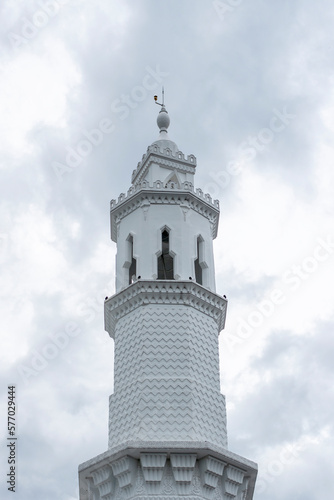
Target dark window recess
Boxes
[128,236,137,284]
[157,230,174,279]
[195,238,203,285]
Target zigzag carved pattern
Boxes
[105,280,227,337]
[108,379,227,449]
[108,305,227,449]
[114,306,220,393]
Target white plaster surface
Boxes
[78,444,257,500]
[78,111,257,500]
[114,199,217,291]
[108,304,227,449]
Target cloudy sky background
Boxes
[1,0,334,498]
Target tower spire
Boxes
[154,87,171,138]
[154,86,165,108]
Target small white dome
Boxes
[152,105,178,153]
[157,109,170,132]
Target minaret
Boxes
[78,96,257,500]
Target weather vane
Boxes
[154,87,165,107]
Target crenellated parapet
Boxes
[131,144,197,185]
[110,181,219,211]
[110,183,220,243]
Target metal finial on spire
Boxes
[154,87,170,133]
[154,87,165,108]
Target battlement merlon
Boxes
[131,144,197,185]
[109,184,220,243]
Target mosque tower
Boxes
[78,93,257,500]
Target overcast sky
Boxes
[1,0,334,499]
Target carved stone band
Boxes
[104,280,227,339]
[78,443,257,500]
[131,146,197,184]
[110,189,220,242]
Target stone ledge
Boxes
[110,187,220,242]
[104,280,227,339]
[78,442,257,500]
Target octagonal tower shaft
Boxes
[105,105,227,449]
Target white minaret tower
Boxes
[78,94,257,500]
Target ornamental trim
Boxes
[104,280,227,339]
[131,145,197,184]
[79,447,257,500]
[110,187,220,242]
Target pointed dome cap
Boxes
[151,104,178,153]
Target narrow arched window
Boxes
[157,230,174,279]
[195,236,204,285]
[128,235,136,284]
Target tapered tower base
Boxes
[79,441,257,500]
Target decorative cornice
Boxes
[91,465,114,499]
[110,184,220,242]
[79,444,257,500]
[140,453,167,483]
[170,454,197,495]
[104,280,227,339]
[111,456,137,490]
[223,465,246,499]
[131,144,197,184]
[200,456,226,492]
[111,182,218,211]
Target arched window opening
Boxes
[128,235,137,285]
[157,230,174,280]
[164,171,181,189]
[195,236,204,285]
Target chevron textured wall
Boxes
[108,304,227,449]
